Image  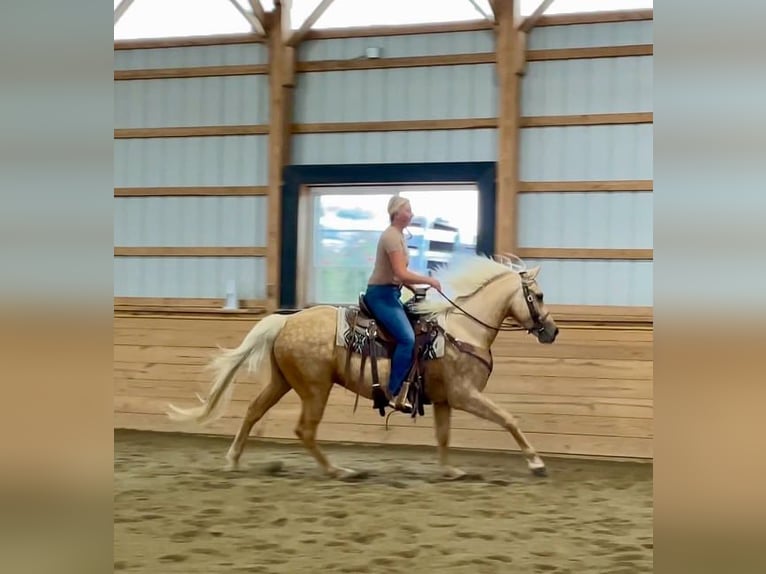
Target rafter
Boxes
[113,0,135,25]
[519,0,556,32]
[286,0,337,47]
[248,0,266,25]
[226,0,265,35]
[466,0,494,21]
[487,0,501,21]
[280,0,293,41]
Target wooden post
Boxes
[266,2,296,311]
[494,0,522,255]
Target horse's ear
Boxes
[525,266,541,280]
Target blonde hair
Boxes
[387,196,409,222]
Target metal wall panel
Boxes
[114,197,267,247]
[519,124,653,181]
[523,259,653,306]
[294,64,496,122]
[114,135,269,187]
[114,44,268,70]
[115,76,269,127]
[518,192,652,248]
[292,129,497,164]
[527,21,653,50]
[114,257,266,299]
[299,30,495,61]
[521,57,652,116]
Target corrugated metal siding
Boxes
[114,44,267,70]
[114,76,269,128]
[114,197,267,247]
[114,136,269,187]
[523,259,653,306]
[294,65,496,122]
[114,257,266,299]
[519,124,653,181]
[518,32,653,309]
[521,57,652,116]
[518,192,652,248]
[527,21,653,50]
[299,30,494,61]
[292,129,497,164]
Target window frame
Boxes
[280,162,496,309]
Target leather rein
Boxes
[433,271,547,336]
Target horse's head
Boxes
[493,254,558,344]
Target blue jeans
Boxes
[363,284,415,396]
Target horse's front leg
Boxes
[451,389,547,477]
[433,401,466,480]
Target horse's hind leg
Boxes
[453,390,547,477]
[224,367,291,471]
[294,384,355,479]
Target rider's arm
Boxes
[388,250,438,288]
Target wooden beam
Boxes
[519,180,653,193]
[527,45,653,62]
[494,0,521,255]
[303,20,493,40]
[114,247,267,257]
[248,0,266,25]
[296,52,495,72]
[515,248,653,260]
[467,0,494,21]
[520,112,653,127]
[266,1,296,312]
[113,297,268,314]
[280,0,292,44]
[114,297,266,308]
[114,186,269,197]
[114,0,135,25]
[519,0,556,32]
[226,0,265,35]
[114,65,268,81]
[114,34,264,50]
[546,304,652,324]
[114,125,269,139]
[292,118,497,134]
[536,9,653,27]
[286,0,336,47]
[487,0,501,21]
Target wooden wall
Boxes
[114,312,652,460]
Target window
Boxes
[301,184,479,305]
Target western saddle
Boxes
[343,287,441,417]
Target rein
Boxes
[433,271,546,335]
[436,290,527,332]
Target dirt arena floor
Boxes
[114,429,652,573]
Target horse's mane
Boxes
[412,254,513,316]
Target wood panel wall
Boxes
[114,312,652,460]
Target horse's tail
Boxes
[166,313,289,426]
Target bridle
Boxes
[435,270,548,335]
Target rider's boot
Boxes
[389,380,412,413]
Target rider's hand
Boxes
[429,278,442,292]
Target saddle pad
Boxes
[335,307,447,359]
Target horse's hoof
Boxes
[531,466,548,477]
[441,467,467,481]
[224,460,240,472]
[328,466,358,480]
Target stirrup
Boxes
[389,381,412,413]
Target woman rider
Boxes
[363,196,442,412]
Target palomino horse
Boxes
[167,254,559,479]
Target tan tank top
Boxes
[367,226,409,285]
